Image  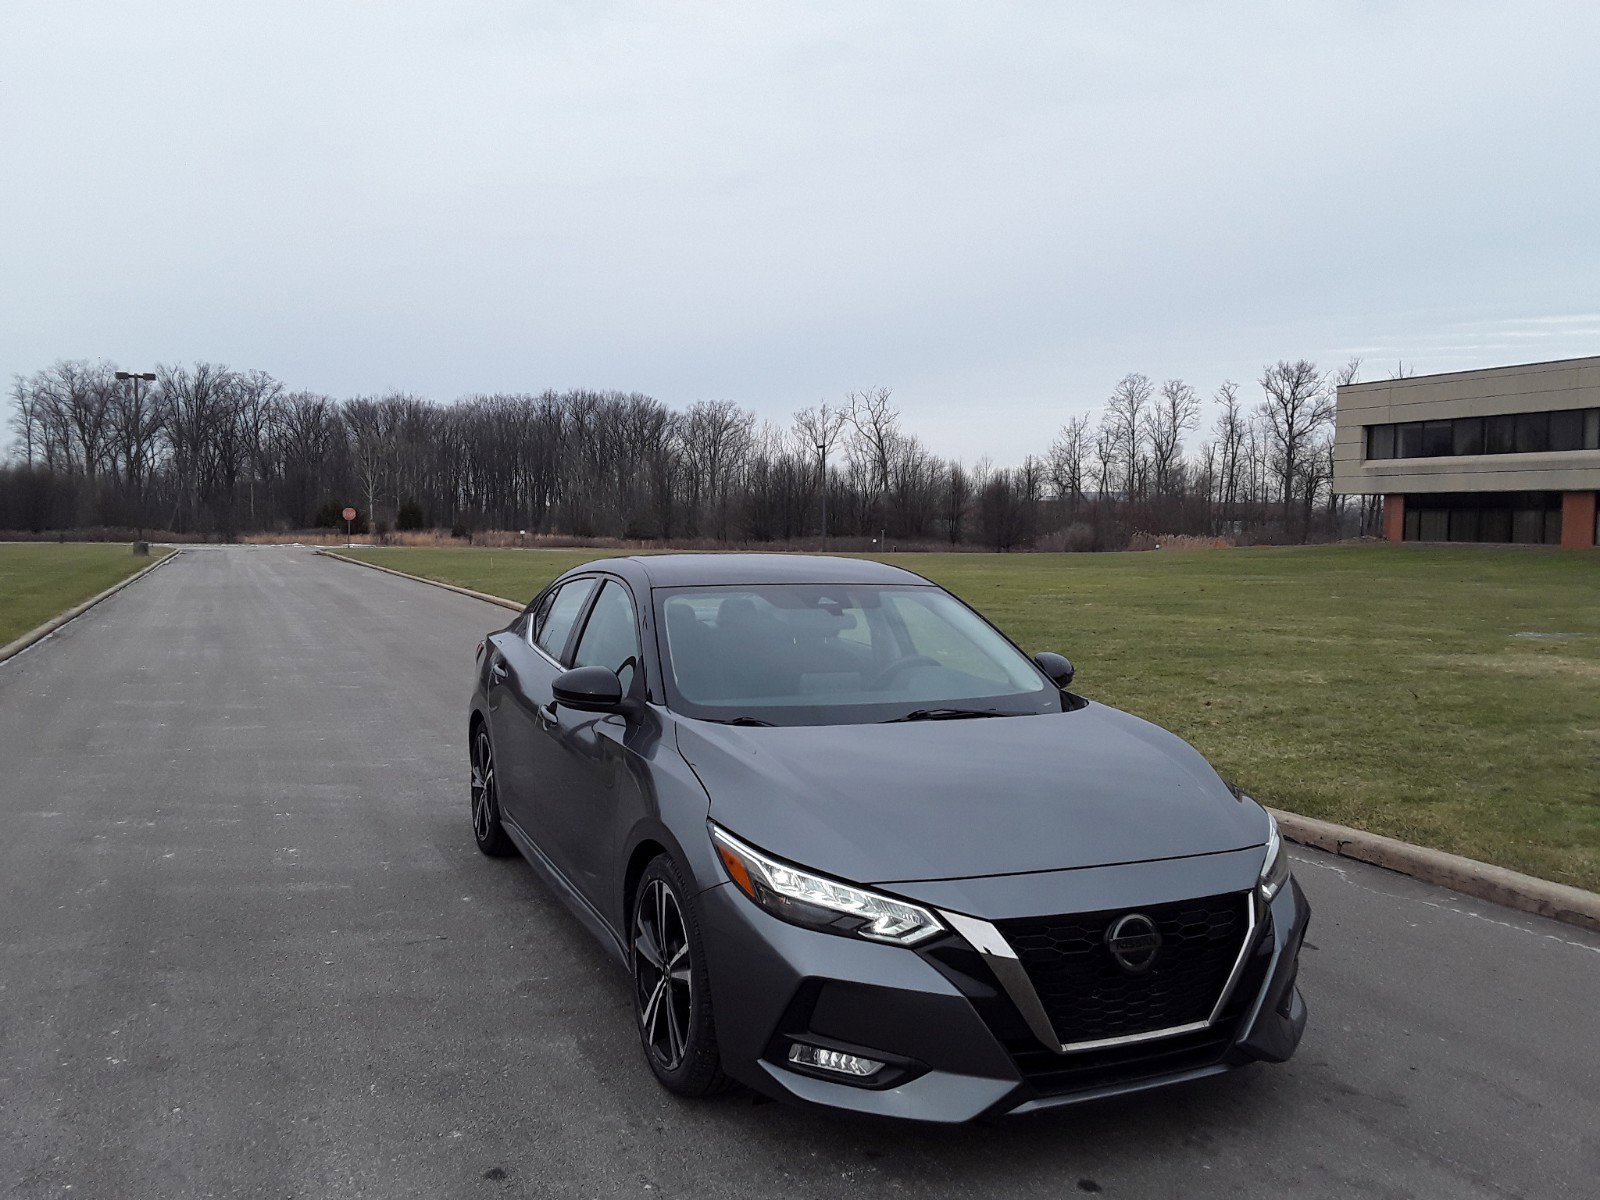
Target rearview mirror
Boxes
[551,665,624,712]
[1034,652,1075,688]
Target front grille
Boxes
[995,893,1249,1046]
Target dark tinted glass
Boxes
[1422,421,1453,457]
[1417,509,1448,541]
[1514,412,1549,453]
[1512,509,1543,544]
[1404,508,1420,541]
[1549,409,1584,452]
[656,584,1055,726]
[1398,422,1425,457]
[572,581,640,693]
[1480,508,1513,543]
[1586,409,1600,450]
[1367,425,1396,459]
[1446,508,1479,542]
[1452,417,1485,455]
[536,578,597,660]
[1485,414,1516,453]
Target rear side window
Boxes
[572,581,641,693]
[534,578,597,662]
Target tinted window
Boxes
[535,578,597,661]
[572,581,640,693]
[1512,509,1543,544]
[1586,409,1600,450]
[1452,417,1484,456]
[1367,425,1396,459]
[657,584,1055,726]
[1514,412,1549,453]
[1485,414,1516,454]
[1398,422,1425,458]
[1417,509,1447,541]
[1549,408,1584,452]
[1421,421,1452,457]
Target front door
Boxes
[490,576,596,841]
[535,578,646,909]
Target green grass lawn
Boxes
[337,543,1600,891]
[0,543,171,647]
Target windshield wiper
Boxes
[703,715,776,727]
[884,707,1007,723]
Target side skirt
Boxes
[501,813,630,968]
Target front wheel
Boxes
[470,725,514,857]
[631,856,730,1097]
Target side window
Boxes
[572,581,641,693]
[535,578,597,662]
[525,588,558,641]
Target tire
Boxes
[631,855,731,1097]
[470,724,515,857]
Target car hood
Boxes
[674,702,1266,886]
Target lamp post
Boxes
[115,371,157,544]
[815,438,828,549]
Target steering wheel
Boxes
[867,654,941,690]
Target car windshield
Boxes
[655,583,1061,726]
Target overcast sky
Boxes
[4,2,1598,462]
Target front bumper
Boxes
[697,873,1310,1123]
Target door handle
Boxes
[490,659,509,684]
[537,701,559,726]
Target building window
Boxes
[1402,492,1562,545]
[1514,412,1549,453]
[1364,407,1599,460]
[1399,422,1426,458]
[1367,424,1397,459]
[1550,408,1584,452]
[1486,413,1517,454]
[1452,417,1484,455]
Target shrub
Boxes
[396,501,426,531]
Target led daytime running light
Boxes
[711,825,943,945]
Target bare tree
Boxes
[1048,413,1091,517]
[793,401,848,538]
[1148,379,1199,499]
[1212,380,1246,512]
[1104,373,1152,501]
[1258,359,1334,536]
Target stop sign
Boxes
[342,507,357,522]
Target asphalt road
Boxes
[1,545,1596,1199]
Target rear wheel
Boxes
[470,725,514,857]
[631,856,730,1097]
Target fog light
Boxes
[787,1043,884,1078]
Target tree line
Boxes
[3,357,1369,548]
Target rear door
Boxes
[487,575,597,842]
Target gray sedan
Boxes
[466,553,1307,1122]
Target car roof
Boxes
[568,552,930,588]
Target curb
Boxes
[1271,809,1600,934]
[316,549,522,612]
[0,548,180,666]
[319,547,1600,937]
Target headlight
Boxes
[710,825,944,945]
[1259,812,1290,902]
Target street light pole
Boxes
[816,438,828,549]
[114,371,157,544]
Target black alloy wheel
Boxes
[470,726,514,857]
[631,856,729,1096]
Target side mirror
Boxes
[1035,652,1075,688]
[551,665,624,713]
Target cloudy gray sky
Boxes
[4,1,1598,462]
